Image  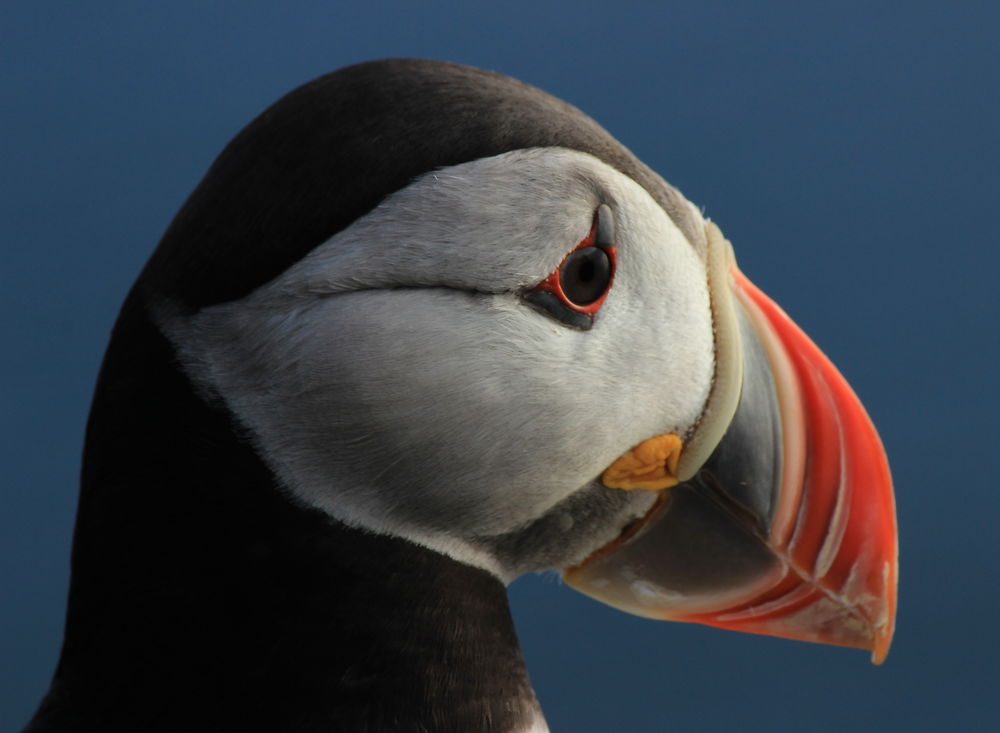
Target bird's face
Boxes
[160,146,896,661]
[162,148,712,559]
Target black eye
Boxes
[559,246,612,306]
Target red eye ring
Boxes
[527,207,618,320]
[537,242,617,315]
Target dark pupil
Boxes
[559,246,611,305]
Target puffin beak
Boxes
[565,224,898,663]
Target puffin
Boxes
[25,59,898,733]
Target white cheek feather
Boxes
[157,147,714,579]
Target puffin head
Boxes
[141,59,897,663]
[69,59,897,718]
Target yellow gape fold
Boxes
[601,434,683,491]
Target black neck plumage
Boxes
[26,299,541,733]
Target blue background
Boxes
[3,2,998,730]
